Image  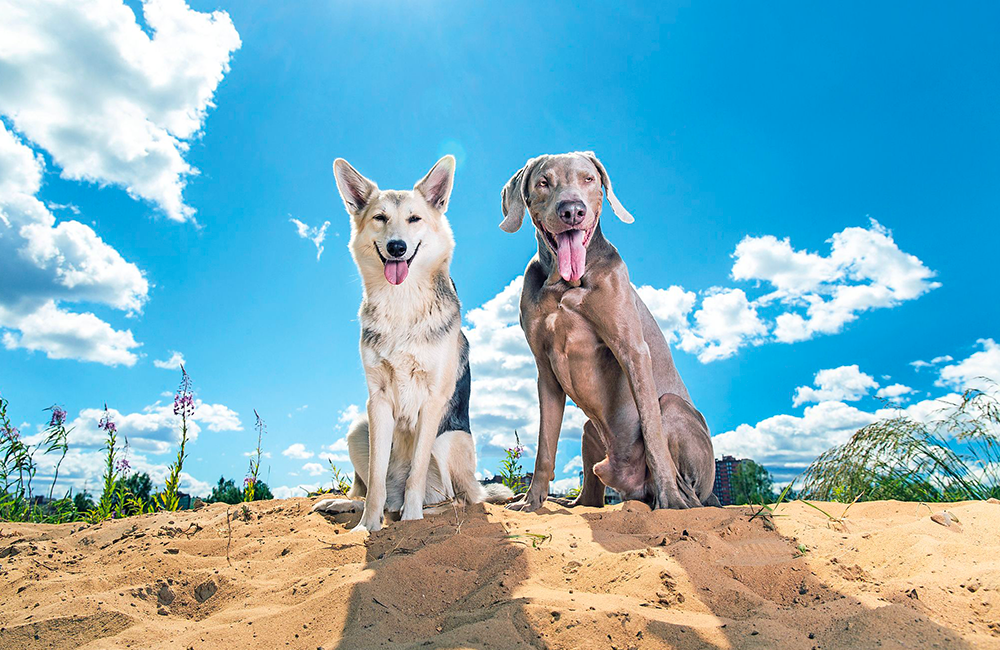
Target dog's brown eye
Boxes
[584,176,595,183]
[373,214,388,223]
[408,215,421,223]
[537,179,548,188]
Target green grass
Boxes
[798,384,1000,503]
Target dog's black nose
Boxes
[386,239,407,258]
[557,200,587,226]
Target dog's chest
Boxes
[529,290,614,402]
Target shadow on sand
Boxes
[316,500,974,649]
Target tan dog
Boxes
[499,151,719,511]
[313,156,510,533]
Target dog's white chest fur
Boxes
[359,282,460,430]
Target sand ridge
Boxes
[1,498,998,649]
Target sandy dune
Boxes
[1,498,998,649]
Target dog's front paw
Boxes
[505,493,545,512]
[399,504,424,521]
[352,517,382,534]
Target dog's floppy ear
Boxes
[499,157,539,233]
[414,155,456,212]
[333,158,377,215]
[582,151,634,224]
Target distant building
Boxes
[714,455,746,506]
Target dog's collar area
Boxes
[374,241,421,266]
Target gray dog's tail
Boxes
[483,483,515,504]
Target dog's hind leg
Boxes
[550,420,607,507]
[345,417,369,499]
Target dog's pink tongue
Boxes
[384,260,409,285]
[555,229,586,282]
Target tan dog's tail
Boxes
[482,483,515,503]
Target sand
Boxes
[1,497,998,649]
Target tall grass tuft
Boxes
[799,384,1000,502]
[244,410,266,502]
[1,392,35,521]
[159,365,195,511]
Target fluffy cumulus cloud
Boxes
[290,218,331,261]
[282,443,314,460]
[677,288,767,362]
[714,340,1000,481]
[0,0,239,365]
[153,350,186,370]
[0,0,241,222]
[936,339,1000,393]
[302,462,326,477]
[876,383,914,401]
[792,365,879,407]
[734,220,940,344]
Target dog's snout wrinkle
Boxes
[556,199,587,226]
[386,239,407,258]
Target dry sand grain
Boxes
[1,498,998,649]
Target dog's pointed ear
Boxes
[333,158,377,215]
[582,152,634,224]
[500,157,538,233]
[415,155,456,212]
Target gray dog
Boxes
[499,151,719,511]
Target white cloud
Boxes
[0,0,241,364]
[272,484,318,499]
[678,288,766,362]
[0,0,241,222]
[282,443,313,460]
[319,452,351,464]
[876,383,914,401]
[302,462,326,477]
[792,365,879,406]
[562,455,583,474]
[936,339,1000,393]
[549,476,580,496]
[1,300,141,366]
[634,285,696,344]
[338,404,362,425]
[153,350,186,370]
[290,218,331,261]
[0,124,147,365]
[735,220,940,344]
[325,437,349,452]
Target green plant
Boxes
[0,393,36,521]
[244,410,266,502]
[159,366,194,511]
[90,405,125,523]
[799,385,1000,502]
[498,431,527,494]
[41,405,70,501]
[328,462,352,495]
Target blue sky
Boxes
[1,1,998,498]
